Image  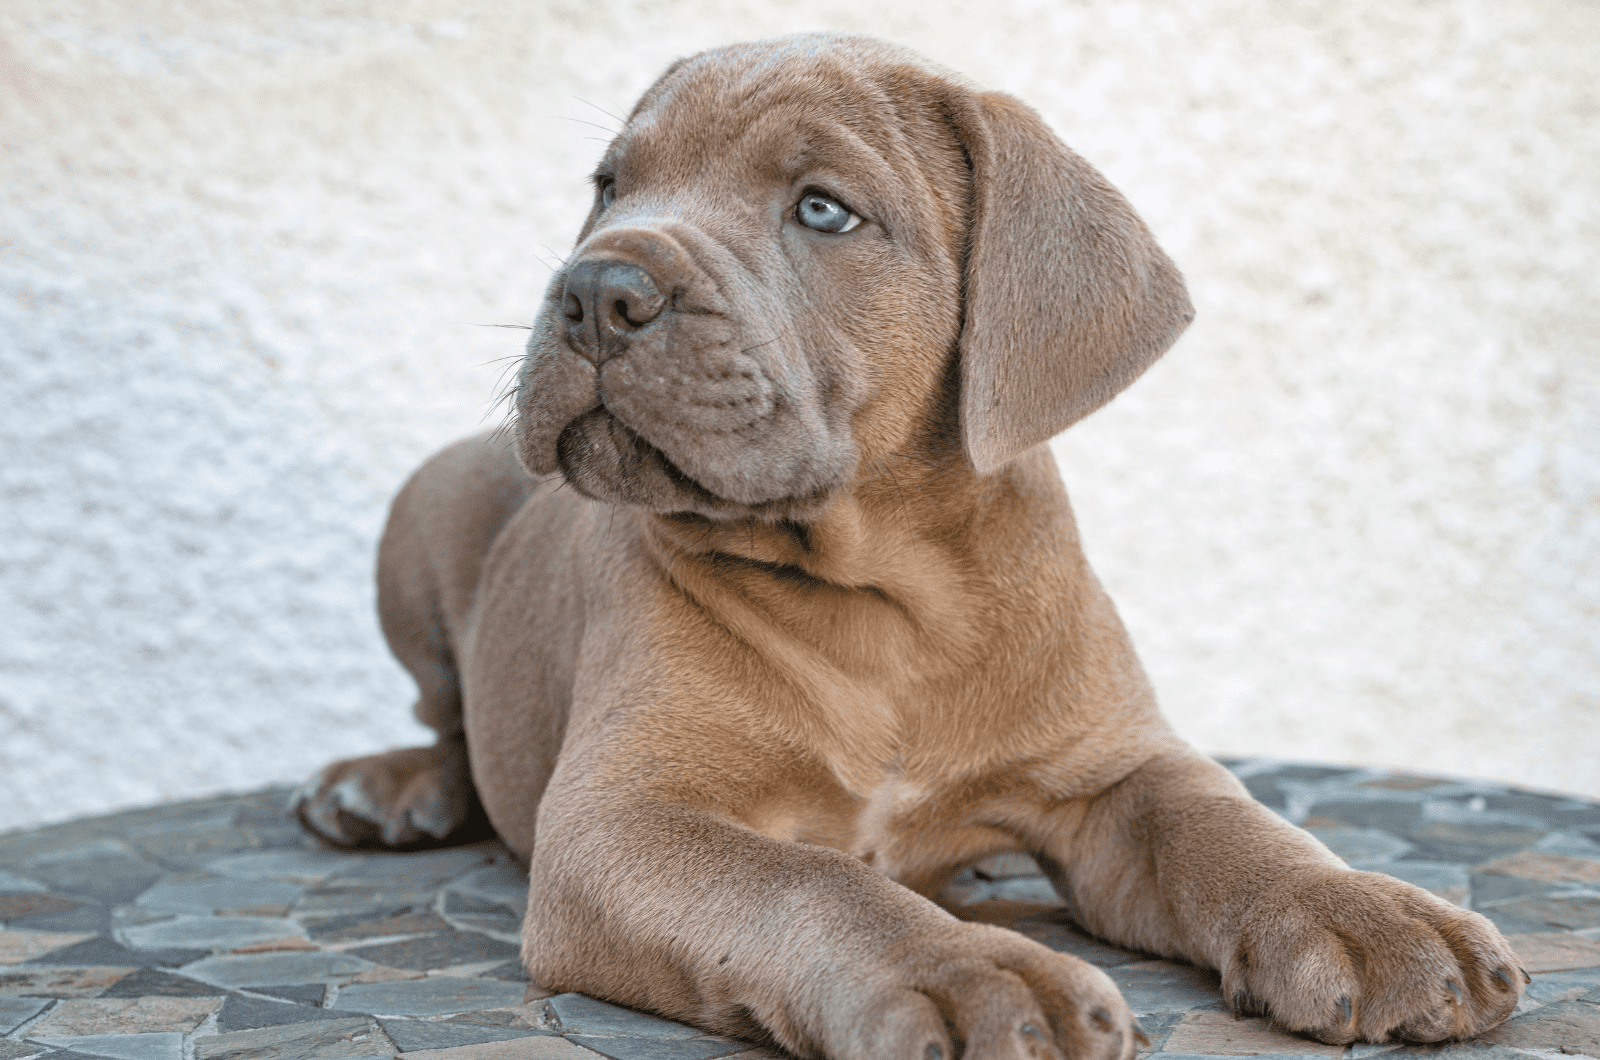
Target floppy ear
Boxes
[947,90,1194,474]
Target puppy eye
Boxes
[599,180,616,209]
[795,193,862,234]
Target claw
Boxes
[1339,997,1352,1024]
[1131,1019,1150,1048]
[1233,991,1248,1019]
[1520,966,1532,985]
[1446,979,1461,1004]
[1087,1010,1114,1033]
[1494,968,1515,991]
[924,1046,943,1060]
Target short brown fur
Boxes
[294,35,1523,1060]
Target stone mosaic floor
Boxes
[3,760,1600,1060]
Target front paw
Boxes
[836,922,1143,1060]
[1224,868,1525,1044]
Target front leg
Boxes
[525,781,1140,1060]
[1039,751,1524,1044]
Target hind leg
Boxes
[292,435,533,848]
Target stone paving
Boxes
[3,761,1600,1060]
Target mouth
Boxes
[555,408,727,511]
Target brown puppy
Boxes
[292,34,1524,1060]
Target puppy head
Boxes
[515,35,1192,521]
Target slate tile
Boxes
[403,1038,600,1058]
[1524,965,1600,1005]
[1472,873,1564,906]
[1104,961,1222,1015]
[1243,775,1289,810]
[1268,766,1356,782]
[1013,916,1144,968]
[251,982,328,1005]
[377,1015,550,1051]
[569,1036,751,1060]
[1489,895,1600,931]
[179,951,373,988]
[1307,827,1412,863]
[0,965,135,998]
[1132,1011,1185,1056]
[536,994,702,1040]
[1507,932,1600,973]
[21,936,205,970]
[333,976,529,1016]
[328,848,498,890]
[1160,1010,1343,1057]
[1482,795,1600,831]
[443,894,516,917]
[217,993,357,1032]
[0,995,51,1033]
[447,865,530,915]
[1480,851,1600,884]
[1361,775,1449,792]
[194,1015,378,1058]
[1481,998,1600,1053]
[22,854,162,908]
[0,1043,51,1060]
[26,995,219,1035]
[98,968,230,999]
[481,960,530,982]
[347,933,520,972]
[0,930,96,965]
[448,1002,547,1028]
[27,1031,184,1060]
[135,876,303,915]
[206,849,366,885]
[120,915,307,950]
[296,887,440,918]
[10,903,112,934]
[1357,862,1470,906]
[1405,822,1549,863]
[1482,906,1577,936]
[1308,801,1425,833]
[309,911,455,943]
[0,894,89,920]
[0,871,48,893]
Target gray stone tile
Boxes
[376,1016,550,1051]
[1266,766,1357,782]
[1309,800,1426,833]
[308,911,454,943]
[0,995,51,1033]
[0,893,89,921]
[1524,965,1600,1005]
[447,864,530,916]
[217,993,355,1032]
[23,853,162,908]
[96,968,228,999]
[1355,861,1470,905]
[206,850,366,885]
[332,976,527,1016]
[180,951,373,988]
[120,915,306,951]
[251,982,328,1005]
[0,870,48,893]
[327,848,498,890]
[1131,1010,1184,1055]
[21,937,206,970]
[568,1036,750,1060]
[1405,822,1550,863]
[9,903,112,935]
[481,959,530,982]
[1472,873,1565,905]
[536,994,702,1040]
[1480,998,1600,1053]
[1013,916,1145,967]
[1307,827,1412,863]
[0,1042,46,1059]
[194,1015,377,1059]
[1105,961,1223,1015]
[1489,895,1600,931]
[295,887,440,918]
[345,932,519,972]
[27,1032,183,1060]
[135,876,303,915]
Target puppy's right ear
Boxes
[941,89,1194,475]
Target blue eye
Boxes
[600,181,616,208]
[796,193,862,234]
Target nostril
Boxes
[565,292,584,322]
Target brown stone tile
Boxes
[0,965,135,998]
[404,1036,601,1058]
[1301,815,1355,828]
[195,1015,389,1059]
[1480,851,1600,885]
[1160,1010,1345,1056]
[231,935,320,953]
[26,995,220,1035]
[345,962,427,984]
[0,895,88,920]
[220,903,293,917]
[0,930,95,965]
[1508,932,1600,973]
[1361,776,1448,791]
[1481,999,1600,1053]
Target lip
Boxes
[555,408,726,508]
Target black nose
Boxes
[562,259,666,365]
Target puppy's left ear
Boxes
[945,90,1194,474]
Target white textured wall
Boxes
[2,0,1596,832]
